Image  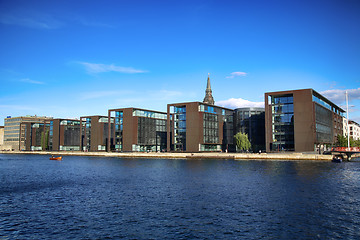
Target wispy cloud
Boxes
[78,62,148,74]
[20,78,45,85]
[0,104,38,111]
[79,90,134,101]
[321,88,360,104]
[0,14,62,29]
[216,98,264,109]
[226,72,247,79]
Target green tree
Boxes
[336,135,360,147]
[234,132,251,152]
[41,129,50,150]
[355,139,360,147]
[336,135,348,147]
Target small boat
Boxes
[50,156,62,161]
[332,156,342,163]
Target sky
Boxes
[1,0,360,125]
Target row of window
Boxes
[133,110,167,119]
[60,120,80,126]
[272,95,293,105]
[313,95,344,116]
[272,104,294,114]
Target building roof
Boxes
[168,101,234,111]
[108,107,166,114]
[265,88,345,112]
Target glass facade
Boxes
[61,120,80,151]
[29,122,51,151]
[203,113,219,143]
[114,111,124,151]
[312,94,344,117]
[49,121,53,150]
[271,95,295,151]
[173,106,186,151]
[223,113,234,152]
[314,104,333,143]
[84,118,91,151]
[234,108,265,152]
[112,109,167,152]
[135,117,167,152]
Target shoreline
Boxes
[0,150,336,161]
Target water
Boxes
[1,154,360,239]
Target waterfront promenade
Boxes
[0,150,336,161]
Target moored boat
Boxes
[332,156,342,163]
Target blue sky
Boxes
[1,0,360,125]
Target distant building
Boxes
[234,107,265,152]
[108,108,167,152]
[0,126,4,147]
[167,102,234,152]
[349,120,360,140]
[265,89,345,152]
[80,115,114,151]
[50,119,81,151]
[4,116,53,151]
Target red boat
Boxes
[49,156,62,161]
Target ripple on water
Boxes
[1,156,360,239]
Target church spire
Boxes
[203,73,215,105]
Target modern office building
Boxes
[50,119,81,151]
[80,115,114,151]
[265,89,345,152]
[3,115,53,151]
[349,120,360,140]
[234,107,265,152]
[21,120,52,151]
[108,108,167,152]
[167,75,234,152]
[167,102,234,152]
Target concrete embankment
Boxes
[0,150,334,161]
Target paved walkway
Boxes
[1,150,334,161]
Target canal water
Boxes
[1,154,359,239]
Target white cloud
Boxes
[0,14,61,29]
[321,88,360,104]
[78,62,147,74]
[20,78,45,84]
[226,72,247,79]
[216,98,264,109]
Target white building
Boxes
[349,120,360,140]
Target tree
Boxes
[41,129,50,150]
[336,135,360,147]
[234,132,251,152]
[336,135,348,147]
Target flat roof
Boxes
[265,88,345,112]
[108,107,166,114]
[168,101,234,111]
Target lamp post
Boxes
[346,91,350,150]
